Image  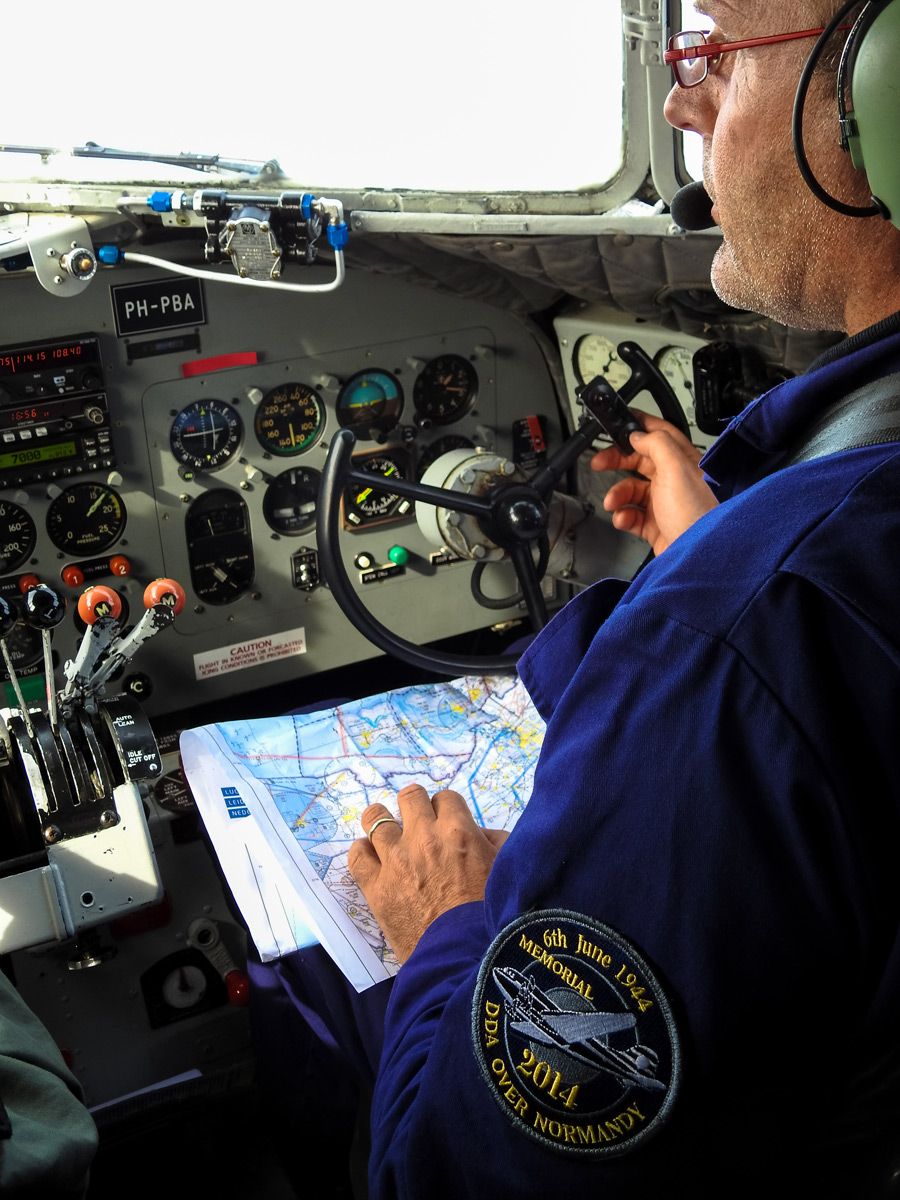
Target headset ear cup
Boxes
[844,0,900,226]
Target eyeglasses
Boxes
[665,27,849,88]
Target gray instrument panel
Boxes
[0,263,560,717]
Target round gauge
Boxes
[262,466,321,536]
[655,345,696,416]
[46,483,126,554]
[169,399,243,472]
[344,455,405,525]
[417,434,475,479]
[337,370,403,435]
[0,500,36,573]
[574,334,632,390]
[0,611,42,677]
[254,382,324,456]
[162,964,208,1010]
[413,355,478,425]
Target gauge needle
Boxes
[86,491,108,517]
[289,423,297,446]
[356,463,395,505]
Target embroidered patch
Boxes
[471,910,680,1157]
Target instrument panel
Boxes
[0,263,564,722]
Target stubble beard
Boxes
[709,193,848,333]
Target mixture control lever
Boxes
[86,579,186,698]
[22,584,67,734]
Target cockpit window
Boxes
[3,0,623,196]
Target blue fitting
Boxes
[327,221,349,249]
[301,193,314,219]
[98,245,125,265]
[147,191,174,213]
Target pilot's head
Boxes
[665,1,900,336]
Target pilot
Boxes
[347,0,900,1194]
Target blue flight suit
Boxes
[369,316,900,1197]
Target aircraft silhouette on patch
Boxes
[493,966,665,1092]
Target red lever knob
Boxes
[108,555,131,577]
[77,585,122,624]
[143,578,186,615]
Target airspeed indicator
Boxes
[0,500,36,572]
[254,383,324,456]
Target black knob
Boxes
[124,673,153,699]
[23,584,67,630]
[0,596,17,639]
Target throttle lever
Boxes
[576,377,645,456]
[574,339,692,455]
[87,604,175,695]
[615,341,691,439]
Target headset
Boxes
[793,0,900,229]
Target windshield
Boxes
[4,0,623,193]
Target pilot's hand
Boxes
[591,410,717,556]
[348,784,509,964]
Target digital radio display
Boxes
[0,394,95,432]
[0,336,99,380]
[0,441,78,471]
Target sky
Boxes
[6,0,624,192]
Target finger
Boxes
[603,477,650,513]
[360,802,402,849]
[430,789,475,823]
[590,445,642,473]
[611,505,650,536]
[395,783,439,828]
[347,835,381,889]
[629,427,704,471]
[640,412,701,448]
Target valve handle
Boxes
[23,584,67,630]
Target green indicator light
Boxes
[388,545,409,566]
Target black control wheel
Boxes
[316,342,685,675]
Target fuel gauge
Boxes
[46,483,126,554]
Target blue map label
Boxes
[221,785,250,819]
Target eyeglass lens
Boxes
[671,32,709,87]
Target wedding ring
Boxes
[367,815,398,842]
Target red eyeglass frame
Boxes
[664,26,852,85]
